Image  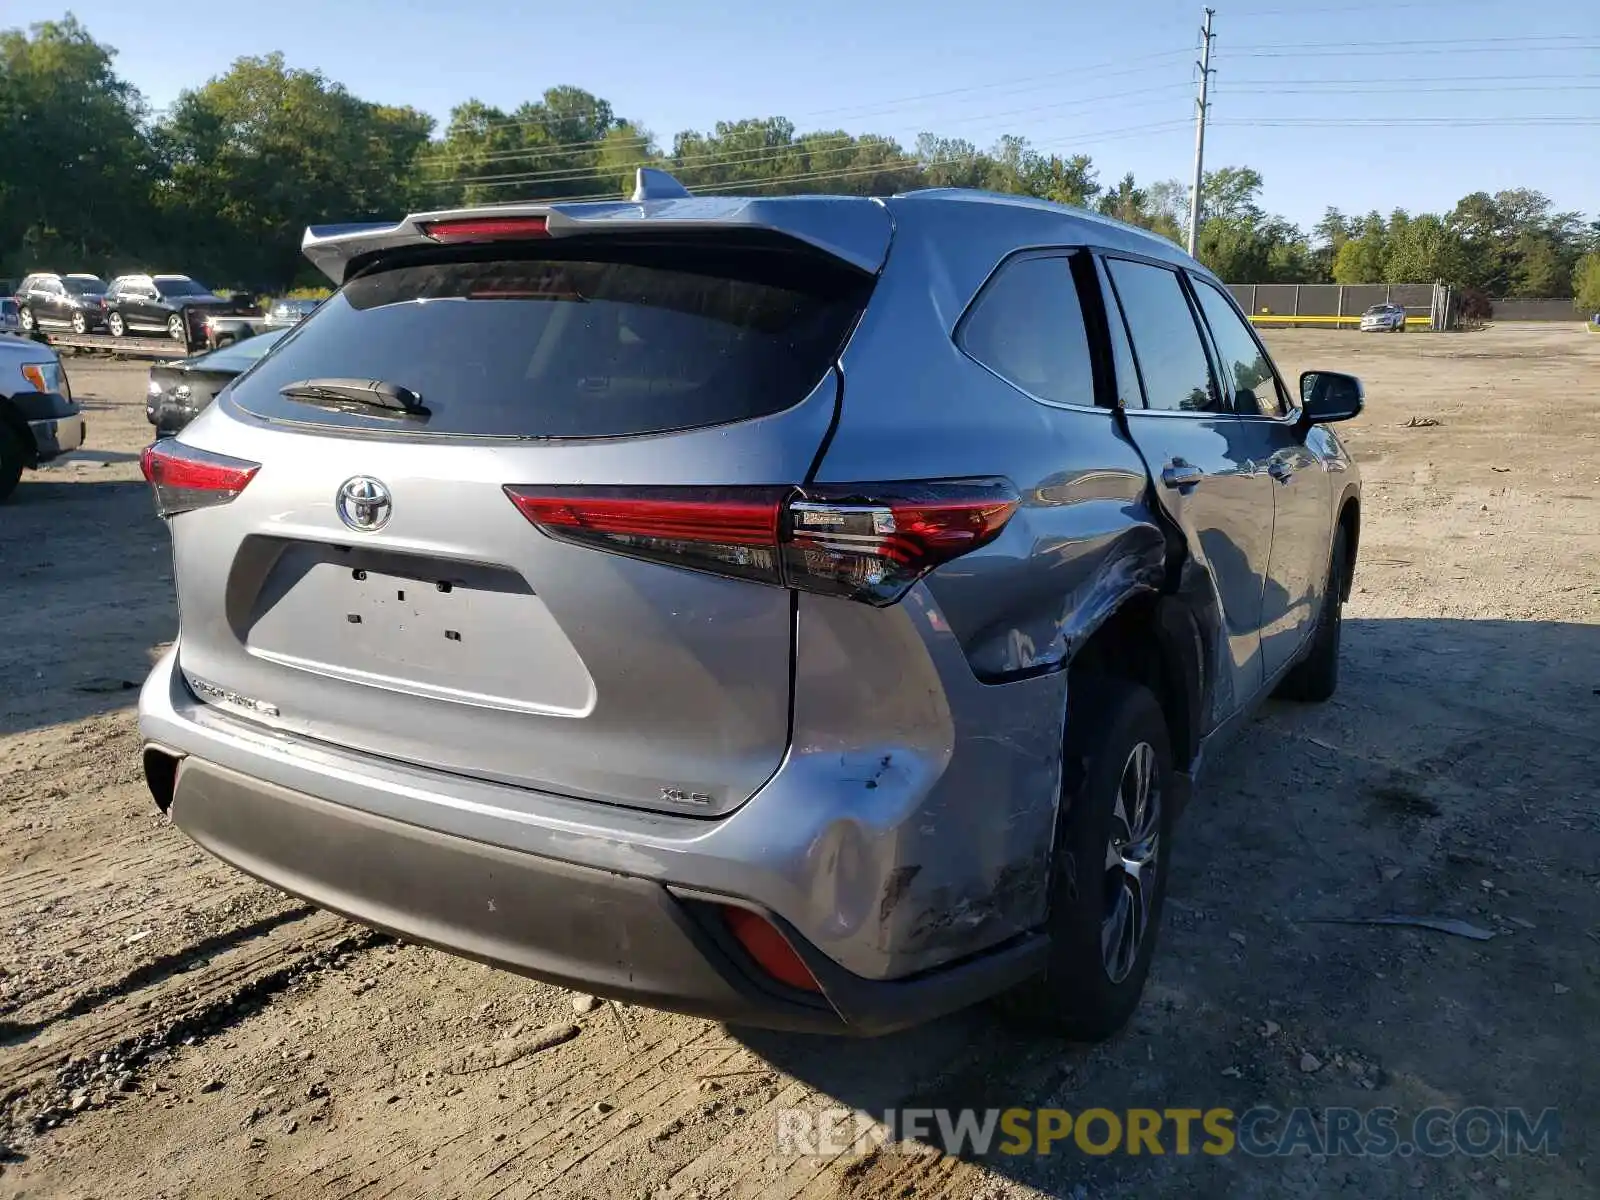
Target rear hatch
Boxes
[163,227,883,816]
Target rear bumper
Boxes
[157,751,1046,1035]
[139,641,1053,1034]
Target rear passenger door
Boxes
[1100,255,1275,722]
[37,279,67,325]
[1189,276,1332,681]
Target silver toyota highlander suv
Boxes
[138,171,1363,1040]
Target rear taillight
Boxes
[140,441,260,518]
[420,215,550,243]
[504,479,1018,606]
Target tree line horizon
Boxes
[5,16,1598,310]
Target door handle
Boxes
[1161,461,1204,489]
[1268,461,1294,484]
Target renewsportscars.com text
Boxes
[776,1106,1560,1159]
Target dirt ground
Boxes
[2,324,1597,1200]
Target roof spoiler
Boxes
[301,169,892,284]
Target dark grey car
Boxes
[137,172,1362,1038]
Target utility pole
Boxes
[1187,7,1216,257]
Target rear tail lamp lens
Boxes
[720,907,821,992]
[504,479,1018,606]
[140,441,260,517]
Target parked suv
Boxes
[103,274,250,341]
[0,336,84,501]
[138,175,1363,1039]
[146,328,289,436]
[15,272,110,335]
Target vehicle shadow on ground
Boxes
[732,615,1600,1198]
[63,447,144,464]
[1,476,173,736]
[5,477,148,504]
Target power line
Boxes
[417,118,1193,197]
[1227,42,1600,59]
[1227,33,1599,50]
[409,81,1194,175]
[413,46,1196,147]
[1224,72,1600,86]
[1225,83,1600,95]
[400,34,1600,178]
[426,118,1196,204]
[1229,0,1508,16]
[1214,116,1600,126]
[414,88,1194,188]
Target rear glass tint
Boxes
[958,255,1096,407]
[229,244,870,438]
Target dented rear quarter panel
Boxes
[799,194,1175,972]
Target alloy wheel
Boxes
[1101,741,1162,983]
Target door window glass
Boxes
[1193,278,1286,417]
[1104,259,1220,414]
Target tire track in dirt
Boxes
[330,1025,743,1200]
[1,830,295,1026]
[2,910,377,1140]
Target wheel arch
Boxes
[1335,487,1360,601]
[1065,589,1205,793]
[0,394,39,469]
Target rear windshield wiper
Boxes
[278,378,430,418]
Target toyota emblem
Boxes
[336,476,392,532]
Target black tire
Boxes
[1276,526,1347,702]
[107,312,126,338]
[0,422,26,503]
[18,306,34,333]
[999,678,1174,1041]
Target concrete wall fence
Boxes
[1486,298,1587,322]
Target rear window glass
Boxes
[958,255,1095,407]
[229,245,870,439]
[156,278,209,298]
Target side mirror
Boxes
[1299,371,1364,424]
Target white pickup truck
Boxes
[0,335,85,501]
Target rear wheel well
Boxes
[1336,496,1360,600]
[1066,593,1201,778]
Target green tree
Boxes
[1574,253,1600,313]
[158,53,432,286]
[1383,214,1466,284]
[1511,233,1567,297]
[1200,166,1265,223]
[1311,207,1351,280]
[1332,237,1383,283]
[421,88,620,208]
[1198,215,1312,283]
[0,16,157,276]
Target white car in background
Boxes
[0,337,85,501]
[1359,303,1408,332]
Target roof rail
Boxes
[631,167,692,202]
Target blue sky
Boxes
[21,0,1599,229]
